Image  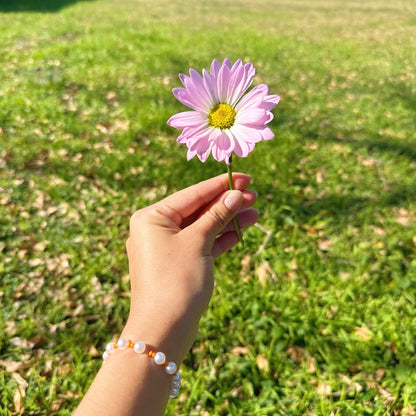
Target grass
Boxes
[1,0,416,414]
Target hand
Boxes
[122,173,258,362]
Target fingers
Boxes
[153,173,251,225]
[211,232,240,259]
[211,208,259,258]
[187,190,244,250]
[219,208,259,235]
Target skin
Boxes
[74,172,259,416]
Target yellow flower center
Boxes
[208,103,236,129]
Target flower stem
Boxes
[226,157,244,245]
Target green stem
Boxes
[227,157,244,245]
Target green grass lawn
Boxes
[1,0,416,414]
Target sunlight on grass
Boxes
[1,0,415,414]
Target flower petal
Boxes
[232,133,252,158]
[259,125,275,141]
[198,147,212,162]
[222,58,232,70]
[167,111,207,129]
[190,135,211,154]
[215,62,232,102]
[187,68,214,108]
[186,148,198,161]
[210,59,221,78]
[236,108,272,125]
[172,87,207,112]
[228,61,255,107]
[216,130,234,153]
[235,85,266,112]
[261,94,280,111]
[230,124,263,143]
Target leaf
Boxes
[307,355,317,374]
[317,239,333,251]
[240,253,253,278]
[256,261,276,286]
[317,382,331,396]
[366,381,395,404]
[256,354,269,373]
[287,345,306,363]
[12,373,28,413]
[9,337,36,349]
[354,326,372,340]
[393,208,414,227]
[337,373,363,393]
[0,360,32,373]
[230,346,249,356]
[403,407,416,416]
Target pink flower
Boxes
[167,58,280,165]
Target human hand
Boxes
[121,173,258,362]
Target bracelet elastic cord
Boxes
[102,338,182,399]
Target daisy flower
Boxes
[167,58,280,165]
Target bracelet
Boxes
[102,338,182,399]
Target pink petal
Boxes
[222,58,232,69]
[212,144,230,163]
[187,68,214,108]
[190,136,211,154]
[216,130,233,153]
[232,135,252,158]
[167,111,207,129]
[186,148,198,161]
[230,124,263,143]
[178,73,189,86]
[235,85,266,111]
[210,59,221,78]
[259,125,275,141]
[172,87,207,112]
[215,62,232,102]
[227,61,255,106]
[247,142,255,152]
[172,67,217,112]
[236,108,271,125]
[261,94,280,111]
[201,68,215,99]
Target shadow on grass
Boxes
[0,0,95,12]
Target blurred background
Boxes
[1,0,415,414]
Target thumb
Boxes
[193,190,244,245]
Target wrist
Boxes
[120,308,198,364]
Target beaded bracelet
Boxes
[102,338,182,398]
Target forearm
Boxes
[74,312,191,416]
[73,344,172,416]
[74,173,258,415]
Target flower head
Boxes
[167,58,280,165]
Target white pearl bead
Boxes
[165,362,177,374]
[133,341,146,354]
[153,352,166,365]
[117,338,128,350]
[171,380,181,389]
[172,372,181,381]
[106,342,115,352]
[102,351,109,361]
[170,387,180,398]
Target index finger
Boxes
[155,172,251,221]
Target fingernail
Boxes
[224,190,243,211]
